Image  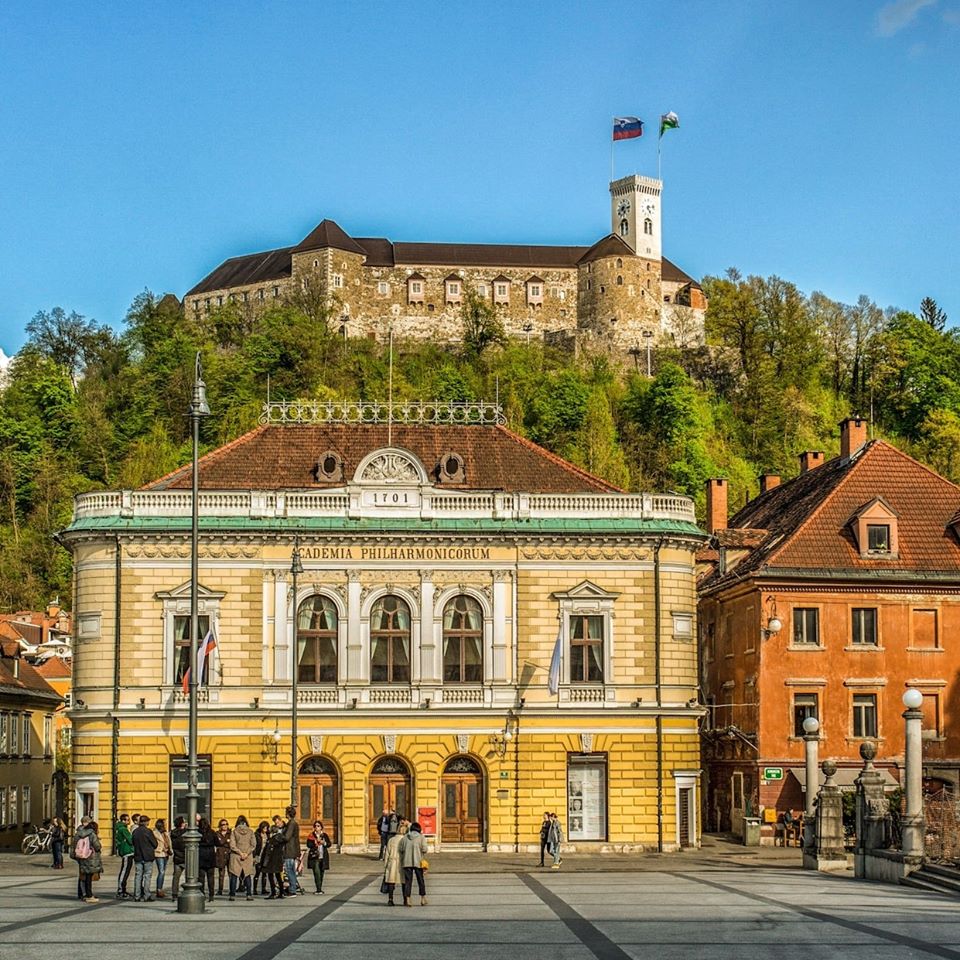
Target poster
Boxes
[567,757,606,840]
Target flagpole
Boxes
[610,117,614,183]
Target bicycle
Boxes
[21,824,53,855]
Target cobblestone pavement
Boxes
[2,841,959,960]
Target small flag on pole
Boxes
[548,631,562,695]
[181,627,218,694]
[659,111,680,137]
[613,117,644,141]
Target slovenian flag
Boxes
[613,117,643,141]
[659,111,679,137]
[181,627,218,694]
[548,631,562,695]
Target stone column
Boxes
[901,689,925,859]
[854,741,891,878]
[419,572,436,683]
[802,717,820,852]
[804,760,848,872]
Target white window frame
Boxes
[377,281,390,296]
[567,753,607,841]
[0,787,6,827]
[292,587,347,687]
[359,586,421,686]
[476,283,488,297]
[21,785,30,825]
[332,273,344,289]
[7,786,16,826]
[431,585,495,686]
[673,770,701,849]
[72,774,102,823]
[410,281,422,295]
[44,715,53,755]
[155,581,225,689]
[11,712,18,754]
[0,712,7,754]
[552,581,618,692]
[21,714,30,756]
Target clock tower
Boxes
[610,174,662,260]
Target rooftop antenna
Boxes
[387,328,394,447]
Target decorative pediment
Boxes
[353,447,427,484]
[155,582,226,602]
[551,580,620,603]
[848,497,898,524]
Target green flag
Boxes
[659,111,679,138]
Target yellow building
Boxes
[0,639,62,848]
[62,402,705,852]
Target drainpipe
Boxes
[654,538,665,854]
[111,535,122,853]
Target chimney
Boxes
[706,478,728,534]
[840,417,868,459]
[759,474,781,494]
[798,451,825,474]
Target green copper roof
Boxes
[64,516,704,538]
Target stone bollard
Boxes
[901,689,925,860]
[854,742,891,878]
[803,760,849,872]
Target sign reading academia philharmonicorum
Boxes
[299,545,493,562]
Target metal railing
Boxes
[259,400,505,426]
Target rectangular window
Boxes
[793,693,819,737]
[569,615,604,683]
[567,754,607,841]
[0,787,6,827]
[377,281,390,295]
[11,713,18,754]
[853,693,878,738]
[170,757,212,822]
[258,288,265,301]
[8,787,16,826]
[448,282,460,296]
[496,284,508,297]
[921,693,941,738]
[793,608,820,645]
[217,296,223,306]
[0,713,6,754]
[852,608,878,645]
[912,609,938,649]
[242,291,248,302]
[476,284,488,297]
[173,615,210,685]
[530,284,541,297]
[44,716,52,755]
[43,784,51,819]
[410,281,422,295]
[273,286,280,298]
[21,785,30,824]
[332,274,344,289]
[867,524,890,552]
[22,715,30,756]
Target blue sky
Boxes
[1,0,958,355]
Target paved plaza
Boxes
[2,847,959,960]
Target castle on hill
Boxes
[184,176,706,350]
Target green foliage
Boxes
[3,275,960,609]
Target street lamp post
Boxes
[290,539,304,808]
[178,353,210,916]
[901,688,924,858]
[642,329,655,377]
[802,715,820,850]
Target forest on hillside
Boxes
[0,274,957,610]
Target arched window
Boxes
[443,595,483,683]
[616,275,623,286]
[616,258,623,269]
[370,596,411,683]
[643,218,653,235]
[297,596,338,683]
[619,219,629,237]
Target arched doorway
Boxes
[368,756,412,843]
[298,756,339,844]
[441,756,484,843]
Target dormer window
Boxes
[526,277,544,306]
[849,498,899,559]
[445,277,462,305]
[493,277,510,305]
[867,524,890,553]
[407,274,425,305]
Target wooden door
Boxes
[297,756,338,844]
[368,757,412,843]
[441,757,483,843]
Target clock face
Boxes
[643,199,657,214]
[617,199,631,217]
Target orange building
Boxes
[698,419,960,840]
[35,657,72,757]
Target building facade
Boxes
[0,640,62,848]
[698,419,960,841]
[62,404,705,851]
[183,176,706,350]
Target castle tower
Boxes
[610,175,662,261]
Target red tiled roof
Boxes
[144,424,618,493]
[36,657,72,680]
[0,656,62,703]
[702,440,960,591]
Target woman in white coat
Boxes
[382,822,407,906]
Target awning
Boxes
[788,766,899,791]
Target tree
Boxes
[920,297,947,333]
[461,285,505,356]
[25,307,115,388]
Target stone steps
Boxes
[901,865,960,897]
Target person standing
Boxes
[305,820,331,894]
[252,820,270,895]
[263,816,286,898]
[114,813,134,900]
[214,818,231,896]
[50,817,66,870]
[548,813,564,869]
[153,818,172,898]
[398,820,428,907]
[228,815,256,901]
[282,806,302,896]
[376,806,392,860]
[170,817,186,900]
[71,817,102,904]
[382,822,407,906]
[538,811,551,867]
[132,815,158,901]
[198,818,218,902]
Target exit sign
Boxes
[763,767,783,781]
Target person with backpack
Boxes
[132,815,158,901]
[71,817,102,903]
[114,813,134,900]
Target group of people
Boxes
[66,805,331,905]
[538,812,564,868]
[378,808,429,907]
